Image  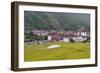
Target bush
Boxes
[82,39,90,43]
[70,38,75,42]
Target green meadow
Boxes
[24,42,90,62]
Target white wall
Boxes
[0,0,99,73]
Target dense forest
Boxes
[24,11,90,32]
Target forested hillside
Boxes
[24,11,90,31]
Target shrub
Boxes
[70,38,75,42]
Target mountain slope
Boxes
[24,11,90,31]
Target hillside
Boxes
[24,11,90,31]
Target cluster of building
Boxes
[29,27,90,42]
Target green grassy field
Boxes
[24,42,90,62]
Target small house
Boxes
[32,29,48,36]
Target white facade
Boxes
[80,32,87,36]
[63,37,70,42]
[48,35,52,41]
[73,37,87,42]
[77,32,87,36]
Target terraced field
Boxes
[24,42,90,62]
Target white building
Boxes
[32,29,48,36]
[63,37,70,42]
[48,35,52,41]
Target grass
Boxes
[24,42,90,62]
